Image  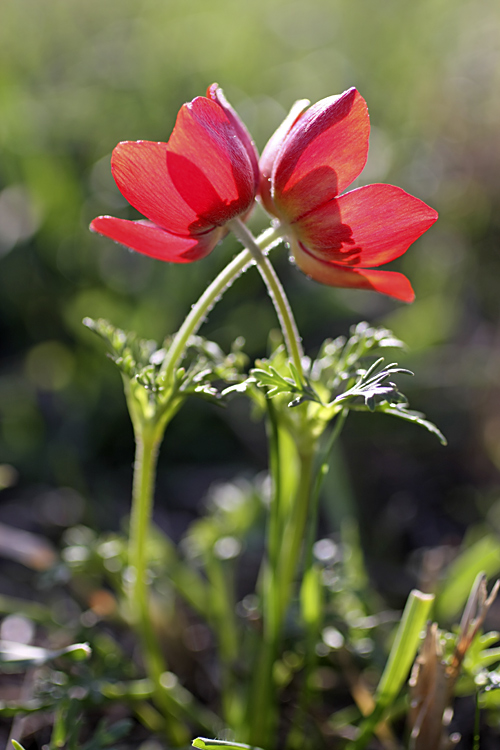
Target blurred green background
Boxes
[1,0,500,594]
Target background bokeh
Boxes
[1,0,500,598]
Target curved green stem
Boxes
[129,423,161,628]
[128,420,189,744]
[246,404,290,745]
[226,218,304,380]
[277,448,315,626]
[161,226,282,384]
[249,439,316,748]
[292,410,349,745]
[302,408,349,576]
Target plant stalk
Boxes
[128,420,188,744]
[227,218,304,380]
[161,225,283,384]
[249,435,316,748]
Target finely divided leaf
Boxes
[377,403,447,445]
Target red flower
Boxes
[259,88,438,302]
[91,85,259,263]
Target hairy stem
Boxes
[161,226,282,384]
[128,421,189,744]
[249,434,316,748]
[227,218,304,380]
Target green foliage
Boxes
[228,323,445,447]
[463,630,500,697]
[366,401,447,445]
[436,535,500,621]
[2,508,499,747]
[374,590,435,706]
[84,317,246,405]
[83,316,248,448]
[244,361,319,407]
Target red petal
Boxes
[168,97,255,225]
[294,184,438,267]
[111,98,254,236]
[258,98,310,216]
[111,141,191,233]
[291,240,415,302]
[207,83,260,191]
[90,216,221,263]
[272,88,369,222]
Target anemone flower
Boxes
[91,85,259,263]
[259,88,438,302]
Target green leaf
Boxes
[12,741,27,750]
[436,535,500,620]
[228,323,444,446]
[479,632,500,650]
[332,359,412,411]
[288,360,303,387]
[300,564,323,628]
[84,318,248,413]
[375,590,434,707]
[348,589,434,750]
[375,403,447,445]
[0,700,48,718]
[83,317,157,377]
[0,641,91,672]
[51,700,69,749]
[0,593,51,623]
[252,365,295,396]
[193,739,265,750]
[476,646,500,670]
[221,377,256,397]
[250,362,321,406]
